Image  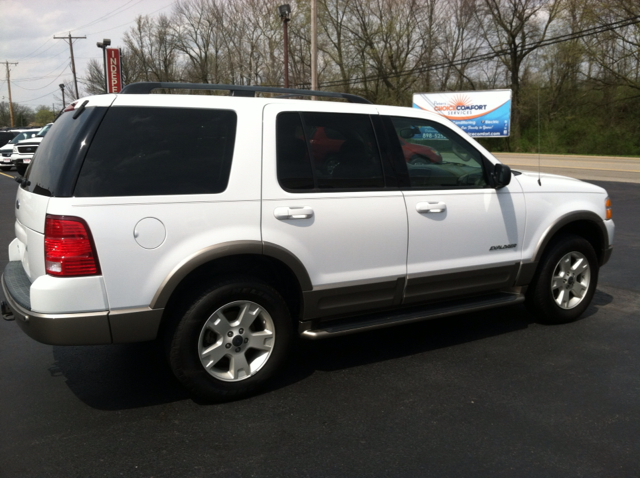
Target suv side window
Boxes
[74,107,237,197]
[387,116,488,189]
[276,112,385,191]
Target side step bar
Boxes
[300,292,525,339]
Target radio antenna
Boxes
[537,86,542,186]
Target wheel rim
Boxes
[197,300,276,382]
[409,155,429,165]
[550,251,591,309]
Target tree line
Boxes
[0,103,56,129]
[8,0,640,155]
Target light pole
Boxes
[278,4,291,88]
[311,0,317,92]
[96,38,111,93]
[59,83,66,108]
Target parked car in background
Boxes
[0,129,40,171]
[11,124,53,175]
[0,130,19,148]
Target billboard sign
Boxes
[413,89,512,137]
[106,48,123,93]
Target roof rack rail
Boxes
[119,82,372,105]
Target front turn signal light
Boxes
[605,197,612,220]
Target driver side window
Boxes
[388,116,488,189]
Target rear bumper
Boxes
[2,262,111,344]
[2,261,163,345]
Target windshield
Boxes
[10,132,32,144]
[36,124,53,137]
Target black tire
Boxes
[16,165,27,176]
[0,165,11,172]
[526,233,599,324]
[167,278,293,402]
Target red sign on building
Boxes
[106,48,122,93]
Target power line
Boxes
[306,14,640,90]
[73,0,138,30]
[12,66,69,91]
[13,59,71,84]
[18,39,55,62]
[89,1,177,35]
[18,89,62,104]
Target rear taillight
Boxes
[45,215,101,277]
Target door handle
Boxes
[274,206,314,220]
[416,201,447,213]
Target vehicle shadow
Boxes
[51,341,190,410]
[52,289,613,410]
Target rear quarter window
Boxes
[74,106,237,197]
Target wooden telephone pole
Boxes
[3,61,18,127]
[54,33,86,99]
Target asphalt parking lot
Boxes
[0,168,639,477]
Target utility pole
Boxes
[3,61,18,127]
[278,5,291,88]
[311,0,318,93]
[54,33,86,99]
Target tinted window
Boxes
[276,113,314,190]
[388,116,488,189]
[75,107,237,197]
[276,112,384,191]
[24,107,108,197]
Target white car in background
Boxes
[11,123,53,175]
[0,129,40,171]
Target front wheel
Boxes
[167,279,293,402]
[526,234,599,324]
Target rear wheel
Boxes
[526,234,599,324]
[167,278,293,402]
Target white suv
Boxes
[1,83,614,402]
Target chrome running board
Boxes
[300,292,524,339]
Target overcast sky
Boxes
[0,0,176,110]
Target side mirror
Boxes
[493,163,511,188]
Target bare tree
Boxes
[173,0,223,84]
[477,0,564,145]
[124,14,179,82]
[437,0,482,91]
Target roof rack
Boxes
[119,82,372,105]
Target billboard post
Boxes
[106,47,123,94]
[413,90,512,138]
